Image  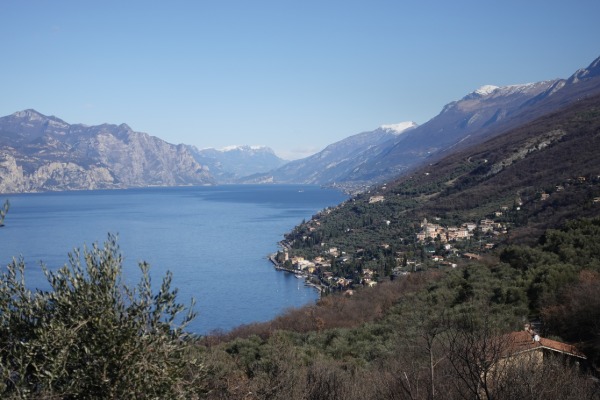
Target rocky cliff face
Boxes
[0,110,214,193]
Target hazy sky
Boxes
[1,1,599,159]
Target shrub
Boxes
[0,234,202,399]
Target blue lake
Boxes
[0,185,347,334]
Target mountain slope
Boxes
[243,122,417,186]
[0,110,214,193]
[257,55,600,188]
[353,55,600,184]
[256,81,560,187]
[206,92,600,400]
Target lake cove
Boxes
[0,185,348,334]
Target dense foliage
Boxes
[0,235,204,399]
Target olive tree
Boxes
[0,234,203,399]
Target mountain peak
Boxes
[189,144,286,181]
[7,109,69,129]
[12,109,48,121]
[589,54,600,71]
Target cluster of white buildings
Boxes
[416,217,506,243]
[416,218,473,242]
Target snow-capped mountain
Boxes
[349,55,600,185]
[244,77,559,187]
[242,79,562,187]
[187,144,287,182]
[251,54,600,189]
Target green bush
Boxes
[0,234,202,399]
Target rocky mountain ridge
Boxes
[0,110,214,193]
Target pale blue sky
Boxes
[1,1,599,159]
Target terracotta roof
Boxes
[463,253,482,260]
[502,331,586,359]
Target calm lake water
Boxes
[0,185,347,334]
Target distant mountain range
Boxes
[1,55,599,193]
[187,145,287,183]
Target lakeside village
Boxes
[269,196,517,295]
[270,177,600,295]
[270,217,505,294]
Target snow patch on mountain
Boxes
[470,82,555,99]
[219,145,270,153]
[379,121,418,135]
[474,85,499,96]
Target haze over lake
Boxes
[0,185,347,334]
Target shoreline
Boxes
[268,252,325,295]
